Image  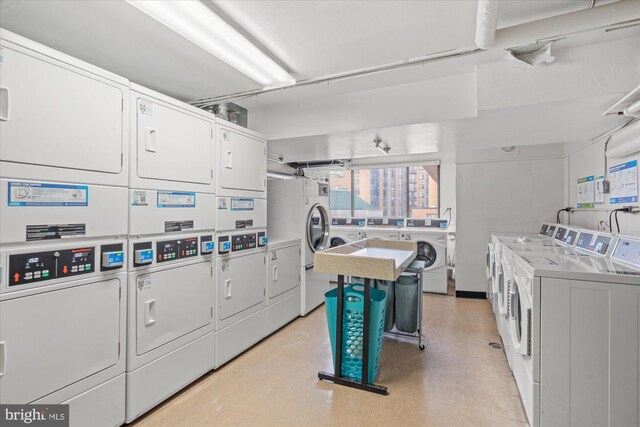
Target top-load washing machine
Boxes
[330,217,366,247]
[502,231,637,427]
[268,178,332,315]
[125,83,216,422]
[0,29,129,427]
[400,218,449,294]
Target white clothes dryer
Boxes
[268,178,332,315]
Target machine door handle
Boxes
[273,266,278,281]
[145,128,157,152]
[225,279,232,298]
[225,150,233,169]
[0,87,8,121]
[0,342,6,377]
[144,300,156,326]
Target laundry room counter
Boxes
[314,239,417,281]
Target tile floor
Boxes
[130,294,527,427]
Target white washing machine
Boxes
[126,83,216,422]
[214,228,268,367]
[330,217,366,247]
[505,232,638,427]
[268,178,332,315]
[358,217,404,241]
[400,219,448,294]
[0,29,129,427]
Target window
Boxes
[329,164,440,218]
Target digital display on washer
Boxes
[332,218,365,226]
[575,232,612,255]
[9,246,95,286]
[156,237,199,263]
[231,233,257,252]
[540,224,549,235]
[612,238,640,268]
[366,218,404,227]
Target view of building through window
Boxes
[329,165,440,218]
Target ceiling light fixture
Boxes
[126,0,295,88]
[374,138,390,156]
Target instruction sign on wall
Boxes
[609,160,638,204]
[577,176,595,208]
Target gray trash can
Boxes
[394,274,419,333]
[374,280,395,332]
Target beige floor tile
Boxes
[130,294,528,427]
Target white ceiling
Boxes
[0,0,637,163]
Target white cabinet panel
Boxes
[0,44,125,178]
[135,262,212,355]
[0,279,121,403]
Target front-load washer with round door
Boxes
[329,217,366,247]
[267,178,332,315]
[400,219,448,294]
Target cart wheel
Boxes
[419,344,425,350]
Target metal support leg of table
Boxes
[318,275,388,395]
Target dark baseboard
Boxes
[455,290,487,299]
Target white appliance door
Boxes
[512,273,531,356]
[218,127,266,192]
[416,240,444,270]
[218,252,266,320]
[305,204,331,266]
[135,262,212,355]
[269,245,301,299]
[136,97,213,185]
[0,279,121,403]
[0,46,124,173]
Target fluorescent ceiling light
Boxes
[374,138,390,155]
[126,0,295,88]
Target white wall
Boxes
[565,138,640,236]
[455,144,566,293]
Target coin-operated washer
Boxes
[215,228,268,367]
[125,83,216,422]
[0,29,129,427]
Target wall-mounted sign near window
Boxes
[609,160,638,204]
[577,175,595,208]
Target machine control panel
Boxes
[367,218,405,227]
[554,227,579,246]
[612,236,640,268]
[201,235,215,254]
[575,232,612,255]
[9,246,96,286]
[332,218,366,227]
[258,231,268,247]
[134,248,154,265]
[540,224,557,238]
[218,236,231,254]
[406,218,448,228]
[218,232,264,254]
[156,237,199,263]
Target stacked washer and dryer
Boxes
[0,30,129,426]
[268,178,333,315]
[490,224,640,427]
[125,84,217,422]
[213,121,269,368]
